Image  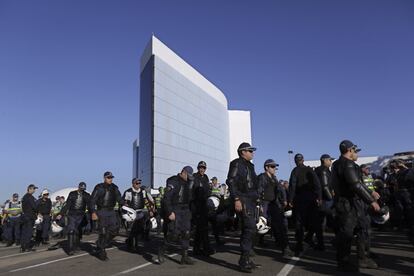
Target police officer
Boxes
[192,161,215,256]
[258,159,293,258]
[288,153,322,255]
[394,160,414,242]
[158,166,195,265]
[355,164,379,269]
[90,171,123,261]
[123,178,154,252]
[3,193,22,246]
[313,154,335,250]
[58,182,90,255]
[20,184,38,252]
[155,186,164,234]
[226,142,260,273]
[331,140,380,272]
[36,189,52,245]
[209,177,226,246]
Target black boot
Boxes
[180,249,194,265]
[247,252,261,269]
[67,232,75,255]
[238,253,252,273]
[72,233,79,253]
[6,241,14,247]
[126,237,133,251]
[282,247,294,259]
[96,233,108,261]
[158,244,165,264]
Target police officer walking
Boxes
[158,166,195,265]
[90,171,123,261]
[154,187,164,234]
[57,182,90,255]
[20,184,38,252]
[394,160,414,243]
[226,142,260,273]
[123,178,154,252]
[192,161,215,256]
[36,189,52,245]
[3,193,22,246]
[331,140,380,272]
[313,154,335,250]
[288,154,322,255]
[258,159,293,258]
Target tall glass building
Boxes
[135,36,251,188]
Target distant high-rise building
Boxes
[134,36,252,188]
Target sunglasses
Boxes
[133,182,141,185]
[43,193,49,196]
[269,165,277,168]
[247,150,254,153]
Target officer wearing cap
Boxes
[3,193,22,246]
[58,182,90,255]
[312,154,335,250]
[158,166,195,265]
[155,186,165,234]
[394,160,414,244]
[288,153,322,255]
[20,184,38,252]
[90,171,123,261]
[192,161,215,256]
[208,176,226,246]
[226,142,260,273]
[354,163,381,269]
[331,140,380,272]
[258,159,293,258]
[35,189,52,245]
[123,177,155,252]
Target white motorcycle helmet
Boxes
[256,216,271,234]
[121,206,137,222]
[150,217,158,230]
[372,206,390,225]
[207,196,220,211]
[51,221,63,234]
[284,210,293,218]
[35,215,43,225]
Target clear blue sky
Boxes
[1,0,413,201]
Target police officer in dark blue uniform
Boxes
[158,166,195,265]
[288,153,322,255]
[36,189,52,245]
[192,161,215,256]
[58,182,90,255]
[258,159,293,258]
[123,178,154,252]
[227,142,260,273]
[90,171,123,261]
[312,154,335,250]
[395,160,414,243]
[331,140,380,272]
[20,184,38,252]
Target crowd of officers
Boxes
[1,140,413,273]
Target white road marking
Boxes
[113,253,178,275]
[8,239,125,273]
[276,249,308,276]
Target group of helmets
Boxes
[256,208,293,235]
[121,206,158,229]
[35,215,64,234]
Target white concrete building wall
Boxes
[228,110,252,161]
